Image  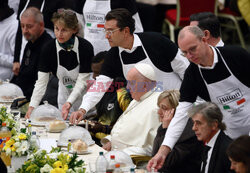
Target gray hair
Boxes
[178,25,205,41]
[22,7,44,23]
[188,102,226,130]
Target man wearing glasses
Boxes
[148,25,250,171]
[68,8,189,124]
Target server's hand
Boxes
[62,102,71,120]
[69,108,86,124]
[13,62,20,76]
[25,106,34,119]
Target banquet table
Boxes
[20,120,105,173]
[0,103,105,173]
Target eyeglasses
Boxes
[181,45,198,57]
[103,28,120,36]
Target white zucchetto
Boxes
[134,63,156,81]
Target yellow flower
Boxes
[53,161,68,171]
[63,164,68,171]
[3,139,15,150]
[11,146,16,152]
[53,161,63,168]
[50,168,66,173]
[18,133,27,140]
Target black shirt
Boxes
[180,46,250,102]
[11,31,52,100]
[101,32,178,79]
[38,36,93,76]
[14,0,74,63]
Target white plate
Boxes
[69,149,92,155]
[57,140,95,147]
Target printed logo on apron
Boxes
[83,0,111,54]
[199,47,250,138]
[62,76,76,90]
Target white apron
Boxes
[83,0,111,54]
[199,48,250,139]
[55,38,82,113]
[120,39,182,91]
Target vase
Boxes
[11,156,27,171]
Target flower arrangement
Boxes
[17,148,86,173]
[3,131,31,157]
[0,106,18,135]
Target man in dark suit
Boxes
[188,102,234,173]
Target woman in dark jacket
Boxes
[152,90,203,173]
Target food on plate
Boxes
[48,120,67,132]
[72,139,88,152]
[37,117,57,122]
[1,96,14,101]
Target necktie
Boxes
[201,145,211,173]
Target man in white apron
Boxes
[147,25,250,171]
[82,0,143,55]
[69,8,189,124]
[189,12,224,47]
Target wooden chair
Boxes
[162,0,218,42]
[217,7,246,48]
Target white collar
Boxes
[56,37,78,53]
[118,34,142,54]
[206,130,221,148]
[139,89,154,101]
[216,39,224,47]
[198,46,218,69]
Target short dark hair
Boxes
[190,12,221,38]
[227,135,250,172]
[92,51,107,64]
[105,8,135,34]
[188,102,226,130]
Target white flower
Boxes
[20,141,29,154]
[67,169,75,173]
[14,142,21,148]
[6,147,11,155]
[40,164,53,173]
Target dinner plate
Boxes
[69,149,92,155]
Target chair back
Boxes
[177,0,218,26]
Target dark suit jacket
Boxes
[152,119,203,173]
[207,131,234,173]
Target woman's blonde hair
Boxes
[51,9,79,32]
[157,90,180,109]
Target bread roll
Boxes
[72,139,88,152]
[49,120,67,132]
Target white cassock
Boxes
[102,90,161,156]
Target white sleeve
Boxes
[79,75,113,112]
[0,53,14,68]
[162,101,193,149]
[66,73,91,104]
[133,12,144,33]
[122,145,151,156]
[171,49,190,80]
[29,72,50,108]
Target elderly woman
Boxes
[152,90,203,173]
[25,9,93,119]
[227,135,250,173]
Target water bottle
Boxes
[30,131,40,149]
[130,168,135,173]
[113,163,122,173]
[107,155,116,173]
[96,151,108,173]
